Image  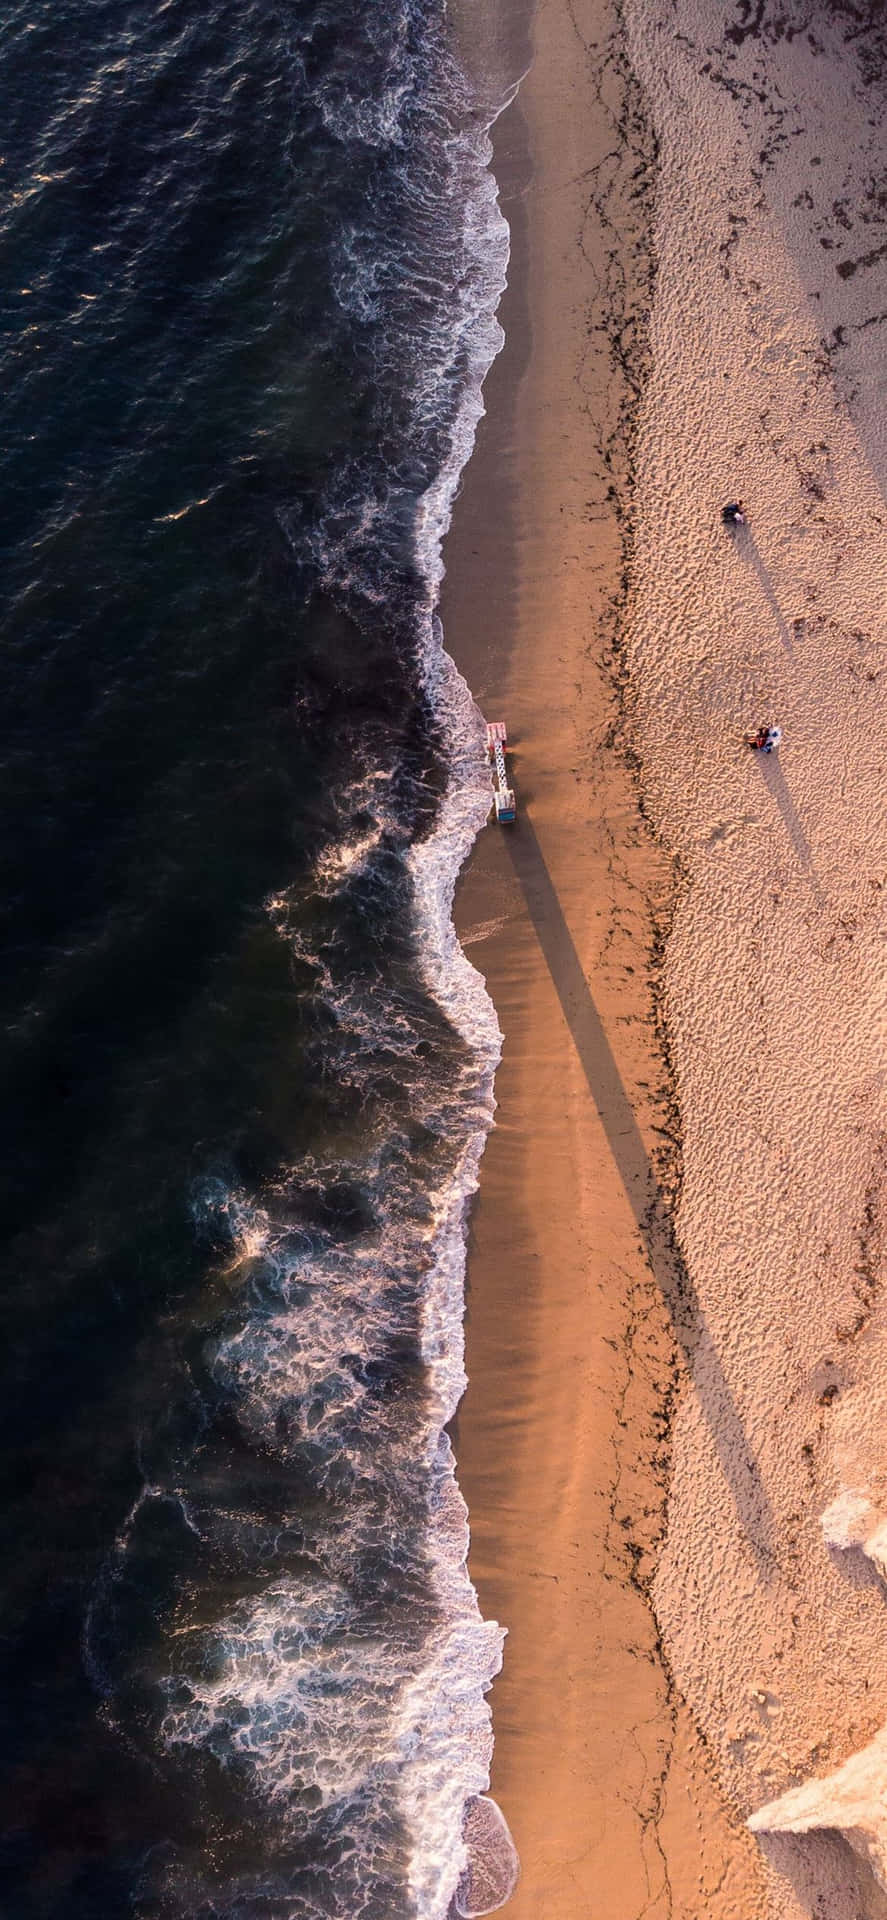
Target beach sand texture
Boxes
[622,1,887,1914]
[448,0,766,1910]
[448,0,887,1915]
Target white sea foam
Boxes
[205,1189,426,1479]
[163,1576,389,1819]
[455,1798,521,1917]
[158,38,518,1920]
[387,106,517,1914]
[316,10,412,153]
[311,767,398,898]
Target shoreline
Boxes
[443,0,763,1910]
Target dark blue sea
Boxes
[0,2,519,1913]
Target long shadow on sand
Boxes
[758,756,824,906]
[735,525,795,657]
[504,811,777,1569]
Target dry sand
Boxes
[446,0,887,1915]
[621,3,887,1915]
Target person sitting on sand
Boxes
[750,724,782,754]
[722,500,746,526]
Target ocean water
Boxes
[0,2,518,1914]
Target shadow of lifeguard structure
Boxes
[504,809,776,1564]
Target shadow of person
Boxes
[736,527,796,657]
[758,754,825,906]
[503,811,777,1569]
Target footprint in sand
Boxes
[705,814,758,849]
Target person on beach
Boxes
[750,724,782,754]
[722,500,746,526]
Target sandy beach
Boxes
[446,0,887,1916]
[446,0,763,1910]
[626,4,887,1915]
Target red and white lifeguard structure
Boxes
[486,721,516,823]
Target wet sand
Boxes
[444,0,763,1910]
